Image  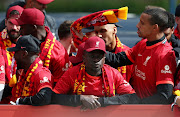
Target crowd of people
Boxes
[1,0,180,111]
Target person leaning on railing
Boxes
[52,36,140,110]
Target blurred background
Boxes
[1,0,179,13]
[0,0,180,47]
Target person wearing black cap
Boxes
[7,35,53,105]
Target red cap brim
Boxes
[10,18,24,26]
[36,0,54,4]
[86,48,106,53]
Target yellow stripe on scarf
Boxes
[9,74,17,87]
[103,11,119,23]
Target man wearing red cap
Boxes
[11,8,70,86]
[0,0,58,40]
[53,36,139,110]
[0,5,24,103]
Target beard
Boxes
[7,29,20,43]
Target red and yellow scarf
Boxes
[13,58,43,100]
[114,36,127,78]
[0,29,16,83]
[73,63,115,97]
[39,27,55,69]
[71,7,128,48]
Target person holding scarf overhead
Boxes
[53,36,139,110]
[10,8,71,86]
[70,7,133,82]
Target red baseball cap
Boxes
[69,42,85,64]
[84,36,106,53]
[36,0,54,4]
[6,5,24,19]
[10,8,44,26]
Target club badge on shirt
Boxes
[143,56,151,66]
[40,77,49,83]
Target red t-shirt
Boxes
[11,58,52,100]
[125,39,176,98]
[33,68,52,92]
[40,27,70,83]
[54,64,135,97]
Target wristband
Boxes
[171,96,179,111]
[16,98,20,105]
